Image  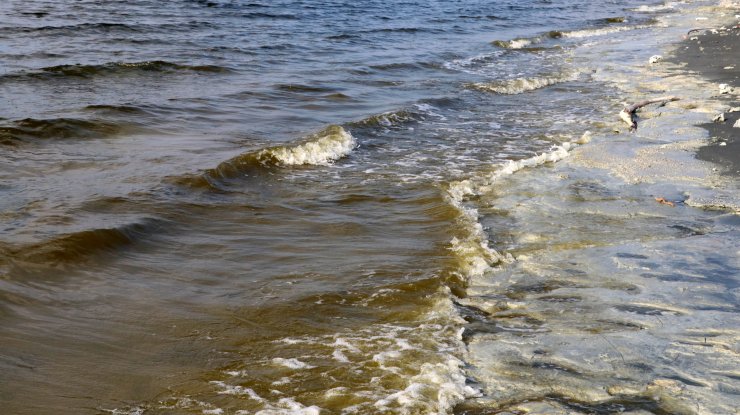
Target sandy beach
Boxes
[671,20,740,176]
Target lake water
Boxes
[1,1,738,414]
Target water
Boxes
[1,1,738,414]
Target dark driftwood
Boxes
[619,96,680,131]
[686,28,710,36]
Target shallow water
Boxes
[1,1,738,414]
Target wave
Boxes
[325,33,361,40]
[349,109,418,129]
[274,84,337,93]
[1,60,232,83]
[492,21,655,49]
[0,22,138,36]
[0,21,217,37]
[445,134,593,286]
[632,3,677,13]
[459,15,504,20]
[241,12,297,19]
[1,220,160,266]
[363,27,435,34]
[467,71,580,95]
[201,289,478,415]
[189,0,269,9]
[347,101,451,131]
[0,117,128,144]
[491,37,543,49]
[43,61,232,76]
[181,125,356,189]
[603,16,627,24]
[83,104,152,115]
[368,61,437,71]
[552,23,653,39]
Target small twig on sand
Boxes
[619,96,680,131]
[599,334,626,364]
[686,28,711,36]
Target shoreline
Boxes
[671,22,740,175]
[458,3,740,414]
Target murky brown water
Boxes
[1,1,738,414]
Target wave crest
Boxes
[557,24,651,39]
[1,220,160,266]
[468,72,579,95]
[261,125,356,166]
[445,138,588,286]
[351,110,417,128]
[0,117,127,143]
[181,125,356,189]
[492,21,654,49]
[1,61,232,83]
[491,37,541,49]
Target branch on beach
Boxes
[619,96,680,132]
[686,28,711,36]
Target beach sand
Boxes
[672,24,740,175]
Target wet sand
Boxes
[672,24,740,175]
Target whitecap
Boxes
[469,72,579,95]
[262,125,356,166]
[272,357,316,370]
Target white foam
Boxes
[103,409,145,415]
[372,349,402,363]
[262,125,356,166]
[275,338,312,345]
[395,338,414,351]
[325,387,349,398]
[254,398,321,415]
[445,140,582,285]
[442,51,503,72]
[331,337,360,353]
[494,37,541,49]
[560,24,650,39]
[272,357,315,370]
[224,370,248,377]
[332,349,349,362]
[634,3,676,12]
[219,297,477,415]
[272,377,292,386]
[470,72,579,95]
[374,355,481,414]
[414,103,447,120]
[210,381,265,401]
[508,38,535,48]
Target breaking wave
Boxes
[181,125,356,189]
[350,109,419,129]
[200,296,478,415]
[468,71,580,95]
[552,23,654,39]
[633,3,677,13]
[491,37,543,49]
[445,134,592,286]
[492,21,655,49]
